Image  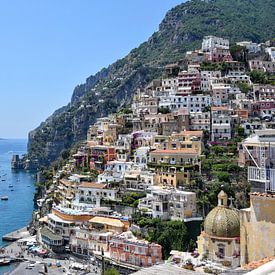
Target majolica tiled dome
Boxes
[204,191,240,238]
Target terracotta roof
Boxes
[78,182,106,189]
[89,216,125,228]
[179,130,203,136]
[250,192,275,198]
[243,256,275,270]
[59,179,74,187]
[150,149,198,155]
[211,106,229,111]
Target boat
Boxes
[1,196,8,200]
[1,179,5,181]
[10,189,14,191]
[8,185,13,188]
[0,259,10,266]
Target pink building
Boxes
[109,231,162,267]
[177,70,201,95]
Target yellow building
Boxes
[171,130,204,155]
[197,191,240,268]
[240,192,275,266]
[155,166,191,188]
[153,131,204,155]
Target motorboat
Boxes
[1,196,8,200]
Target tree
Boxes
[212,146,225,156]
[215,171,231,183]
[230,44,247,62]
[237,126,245,137]
[250,70,268,84]
[237,82,251,93]
[104,268,120,275]
[158,106,170,114]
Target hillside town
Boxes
[9,35,275,274]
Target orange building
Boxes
[90,145,117,172]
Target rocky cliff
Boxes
[27,0,275,167]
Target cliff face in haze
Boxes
[27,0,275,166]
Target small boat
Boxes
[1,179,5,182]
[0,259,10,266]
[1,196,8,200]
[10,189,14,192]
[8,185,13,188]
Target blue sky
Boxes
[0,0,183,138]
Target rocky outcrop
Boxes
[27,0,275,167]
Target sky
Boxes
[0,0,184,139]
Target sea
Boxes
[0,139,36,274]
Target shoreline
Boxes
[1,227,29,243]
[0,226,31,275]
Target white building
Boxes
[115,134,132,161]
[225,71,252,84]
[138,186,199,221]
[211,107,232,141]
[123,168,155,192]
[189,112,210,131]
[161,78,178,92]
[47,213,75,241]
[202,36,229,52]
[134,146,150,168]
[100,160,134,182]
[75,182,118,205]
[236,41,261,54]
[159,94,211,113]
[265,47,275,62]
[253,84,275,101]
[200,70,221,91]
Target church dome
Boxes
[204,191,240,238]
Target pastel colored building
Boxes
[109,231,162,267]
[240,193,275,266]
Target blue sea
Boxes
[0,139,35,274]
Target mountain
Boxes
[27,0,275,167]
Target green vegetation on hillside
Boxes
[27,0,275,167]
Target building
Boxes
[200,70,221,91]
[202,36,230,52]
[249,60,275,73]
[197,191,240,268]
[76,182,119,205]
[211,83,231,105]
[211,106,232,141]
[149,148,199,167]
[239,129,275,193]
[123,168,155,192]
[265,47,275,62]
[177,69,201,95]
[109,231,162,268]
[90,145,117,172]
[240,192,275,266]
[138,186,198,221]
[70,216,129,256]
[190,112,210,131]
[253,84,275,101]
[251,101,275,119]
[236,41,261,54]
